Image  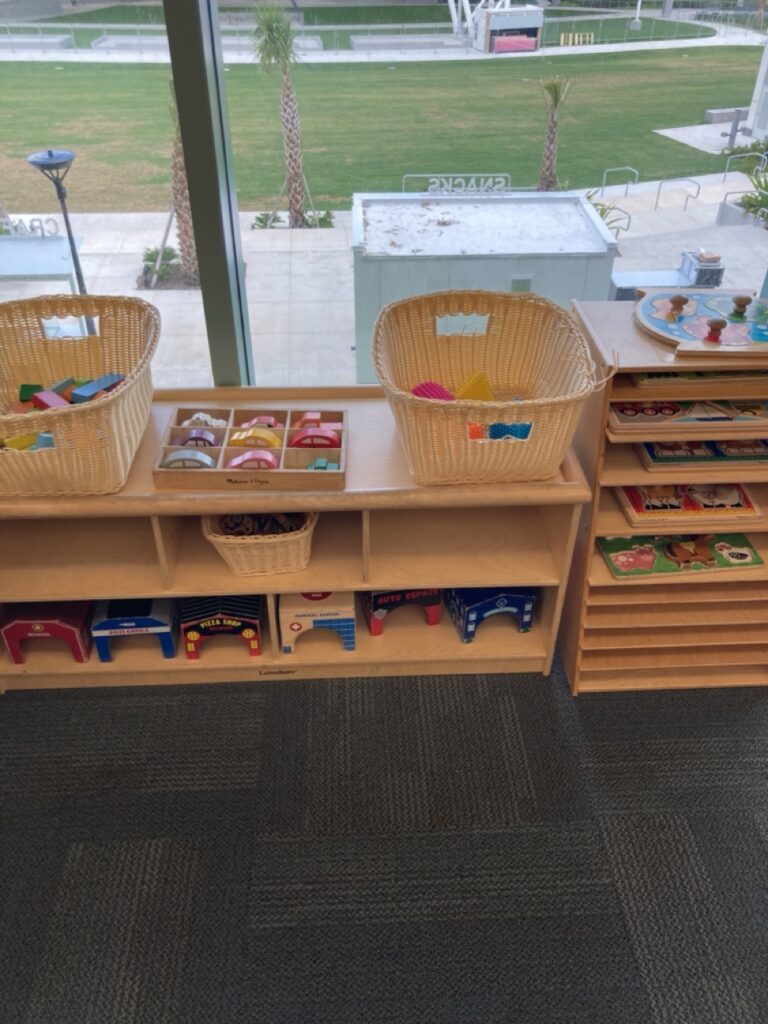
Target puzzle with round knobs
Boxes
[152,407,347,490]
[634,291,768,357]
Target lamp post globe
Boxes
[26,148,93,327]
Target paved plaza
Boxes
[2,170,766,388]
[1,15,766,386]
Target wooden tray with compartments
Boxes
[152,406,347,491]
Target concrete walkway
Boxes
[2,171,765,388]
[1,18,765,386]
[0,17,763,63]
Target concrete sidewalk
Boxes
[1,171,766,388]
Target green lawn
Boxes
[0,47,760,212]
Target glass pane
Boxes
[0,1,213,388]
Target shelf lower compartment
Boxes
[0,603,551,691]
[575,665,768,692]
[585,600,768,629]
[366,506,564,588]
[587,579,768,605]
[580,645,768,672]
[582,622,767,650]
[0,517,167,601]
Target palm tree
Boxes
[0,198,12,235]
[254,5,307,228]
[169,81,199,285]
[537,77,572,192]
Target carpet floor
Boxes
[1,662,767,1023]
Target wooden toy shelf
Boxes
[560,297,768,694]
[0,387,590,691]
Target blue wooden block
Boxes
[30,432,55,450]
[71,373,124,404]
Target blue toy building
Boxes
[91,598,179,662]
[443,587,536,643]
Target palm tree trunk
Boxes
[538,110,559,191]
[0,198,12,233]
[281,65,307,228]
[171,134,199,285]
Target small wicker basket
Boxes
[0,294,159,497]
[202,512,319,576]
[373,290,596,485]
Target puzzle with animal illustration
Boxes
[615,483,759,526]
[596,533,763,578]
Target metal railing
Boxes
[654,177,700,210]
[722,152,768,181]
[600,166,639,197]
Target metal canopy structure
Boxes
[445,0,543,51]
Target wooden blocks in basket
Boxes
[0,295,159,497]
[153,406,347,490]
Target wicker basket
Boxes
[373,290,596,485]
[202,512,319,576]
[0,294,159,496]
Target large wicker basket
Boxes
[202,513,319,576]
[373,290,596,485]
[0,294,159,496]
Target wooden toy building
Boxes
[180,595,262,660]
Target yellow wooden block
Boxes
[456,371,494,402]
[3,433,38,450]
[229,426,282,448]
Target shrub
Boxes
[142,245,180,280]
[738,169,768,224]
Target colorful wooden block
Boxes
[226,450,279,470]
[31,390,69,410]
[50,377,77,396]
[289,427,340,449]
[91,598,178,662]
[443,587,536,643]
[361,588,442,636]
[18,384,43,401]
[30,432,55,450]
[0,601,94,664]
[229,427,282,448]
[279,592,356,653]
[180,595,262,659]
[70,373,124,404]
[161,449,217,469]
[293,412,322,429]
[3,433,38,450]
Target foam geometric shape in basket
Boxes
[373,289,597,485]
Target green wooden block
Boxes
[18,384,43,401]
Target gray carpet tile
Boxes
[1,665,767,1023]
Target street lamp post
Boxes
[26,148,95,334]
[630,0,643,30]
